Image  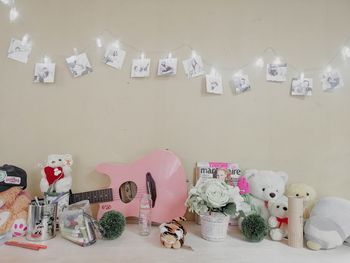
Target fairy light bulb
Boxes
[273,57,281,64]
[21,34,29,45]
[96,37,102,48]
[234,70,243,78]
[191,50,197,58]
[9,7,19,22]
[255,57,264,68]
[342,46,350,59]
[43,56,51,64]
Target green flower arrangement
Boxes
[185,179,251,216]
[99,210,126,240]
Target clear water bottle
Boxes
[138,193,152,236]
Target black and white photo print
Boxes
[206,72,223,94]
[291,77,313,96]
[233,74,251,94]
[131,58,151,77]
[66,53,93,78]
[157,58,177,76]
[7,38,32,64]
[321,70,343,91]
[183,55,205,79]
[266,63,288,82]
[33,63,56,83]
[103,45,126,69]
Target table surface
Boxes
[1,223,349,263]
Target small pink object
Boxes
[237,176,250,195]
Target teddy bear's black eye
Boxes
[296,194,299,197]
[262,188,265,191]
[277,205,280,208]
[306,193,309,196]
[58,159,62,161]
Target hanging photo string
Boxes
[2,2,350,93]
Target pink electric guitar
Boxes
[69,149,188,223]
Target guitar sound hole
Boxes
[119,181,138,203]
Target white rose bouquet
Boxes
[185,179,251,216]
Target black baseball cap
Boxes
[0,164,27,192]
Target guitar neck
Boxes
[69,188,113,204]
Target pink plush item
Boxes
[96,149,188,223]
[237,176,250,195]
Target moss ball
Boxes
[99,210,126,240]
[241,214,267,242]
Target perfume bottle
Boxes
[138,194,152,236]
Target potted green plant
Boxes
[186,179,251,241]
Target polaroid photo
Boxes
[131,58,151,77]
[157,58,177,76]
[266,63,288,82]
[7,38,32,64]
[182,55,205,79]
[206,72,223,94]
[321,70,344,91]
[233,74,251,94]
[66,53,93,78]
[33,63,56,83]
[103,45,126,69]
[291,77,313,96]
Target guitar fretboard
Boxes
[70,188,113,204]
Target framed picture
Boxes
[183,55,205,79]
[131,58,151,77]
[157,58,177,76]
[321,70,343,91]
[103,45,126,69]
[33,63,56,83]
[66,53,93,78]
[291,77,312,96]
[233,74,251,94]
[7,38,32,64]
[206,72,223,94]
[266,63,288,82]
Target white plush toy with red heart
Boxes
[268,195,288,241]
[40,154,73,193]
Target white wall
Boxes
[1,0,350,212]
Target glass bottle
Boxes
[138,193,152,236]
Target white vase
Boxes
[200,212,230,241]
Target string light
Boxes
[96,37,102,48]
[255,57,264,68]
[9,7,19,21]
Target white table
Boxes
[1,223,349,263]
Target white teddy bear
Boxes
[245,169,288,220]
[268,196,288,241]
[40,154,73,193]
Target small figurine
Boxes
[159,217,187,249]
[40,154,73,193]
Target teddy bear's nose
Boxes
[283,207,288,211]
[269,193,276,198]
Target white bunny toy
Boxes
[40,154,73,193]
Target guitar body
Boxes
[96,149,188,223]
